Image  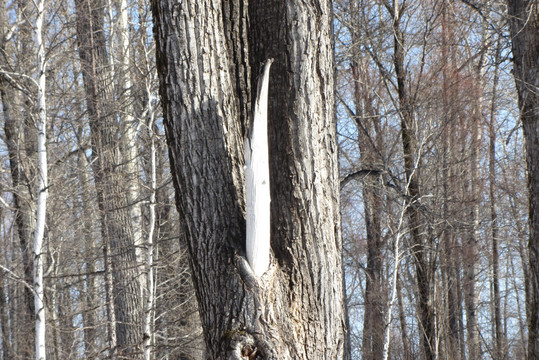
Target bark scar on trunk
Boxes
[245,58,274,277]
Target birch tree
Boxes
[33,0,48,358]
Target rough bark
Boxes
[113,0,145,296]
[0,1,35,358]
[506,1,539,358]
[74,0,143,356]
[152,0,346,358]
[0,1,36,357]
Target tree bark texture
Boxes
[74,0,143,356]
[152,0,346,358]
[507,1,539,358]
[0,1,36,357]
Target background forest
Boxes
[0,0,535,359]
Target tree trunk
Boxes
[74,0,143,356]
[391,4,436,359]
[351,60,385,360]
[33,1,48,358]
[348,3,385,358]
[113,0,145,297]
[0,219,14,360]
[506,1,539,358]
[0,2,36,356]
[489,38,505,359]
[152,0,346,358]
[143,96,157,360]
[462,80,481,360]
[76,148,101,357]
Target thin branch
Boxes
[0,264,36,296]
[340,169,383,188]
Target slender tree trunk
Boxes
[143,91,157,360]
[506,1,539,358]
[152,0,346,358]
[396,274,411,360]
[462,92,481,360]
[462,43,487,360]
[49,275,60,360]
[0,3,35,355]
[74,0,143,356]
[440,7,461,358]
[114,0,145,295]
[349,6,385,356]
[0,215,13,360]
[77,148,101,357]
[390,3,435,359]
[489,38,505,360]
[33,1,48,357]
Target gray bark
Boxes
[0,1,36,357]
[74,0,143,356]
[152,0,347,358]
[506,1,539,358]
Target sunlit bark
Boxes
[152,0,346,357]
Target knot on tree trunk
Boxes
[225,330,265,359]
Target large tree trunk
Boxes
[506,1,539,358]
[152,0,346,358]
[74,0,143,356]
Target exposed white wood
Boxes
[143,84,156,360]
[245,59,273,277]
[34,1,48,359]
